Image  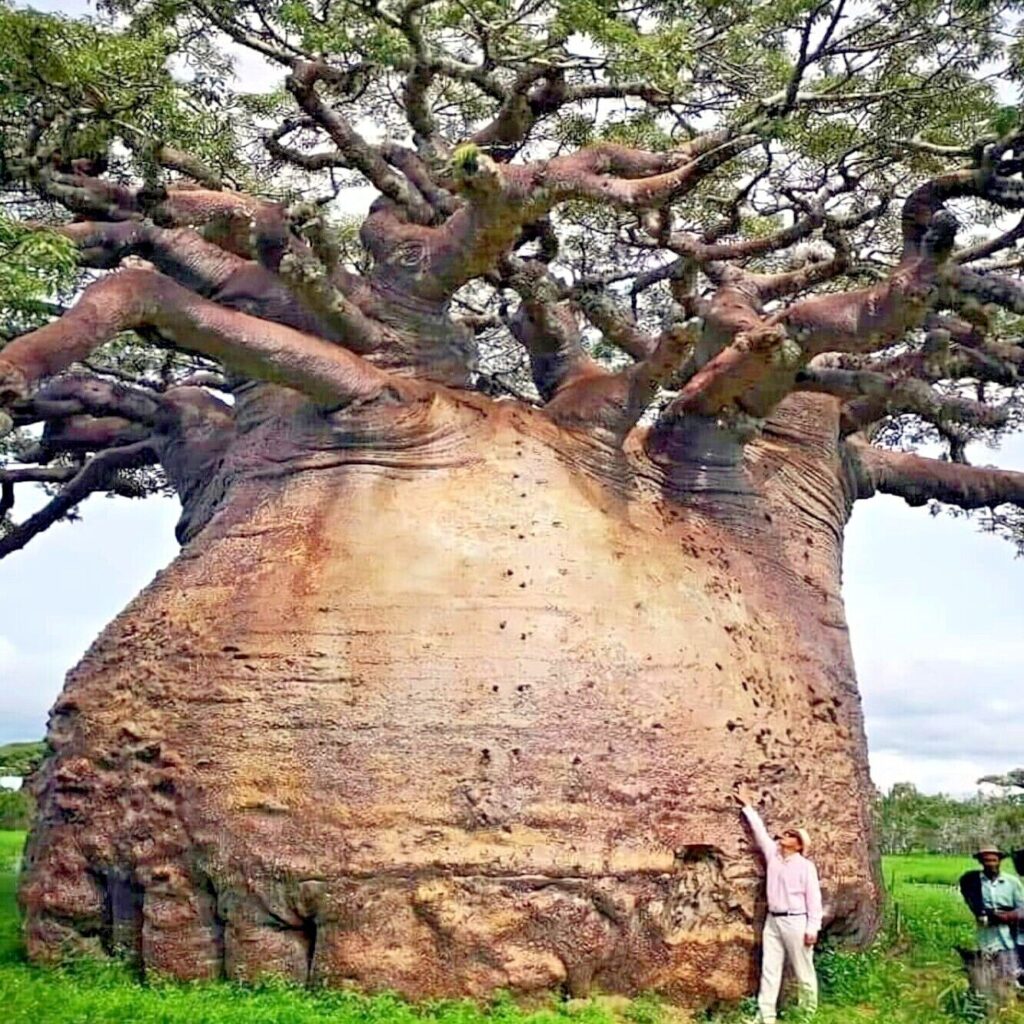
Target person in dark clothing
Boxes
[1015,850,1024,978]
[959,845,1024,983]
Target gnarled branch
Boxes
[287,61,435,224]
[796,366,1011,434]
[848,435,1024,509]
[0,440,157,560]
[0,269,424,413]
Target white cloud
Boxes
[847,435,1024,795]
[869,751,999,797]
[0,492,180,743]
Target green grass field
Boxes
[1,832,1022,1023]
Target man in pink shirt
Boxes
[736,785,822,1022]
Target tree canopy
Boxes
[877,780,1024,855]
[1,0,1024,554]
[0,739,47,777]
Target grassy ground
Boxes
[1,832,1022,1023]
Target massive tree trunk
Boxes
[18,383,880,1005]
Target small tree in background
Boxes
[0,741,48,779]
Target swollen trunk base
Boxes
[20,393,880,1005]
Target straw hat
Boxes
[785,828,811,856]
[974,844,1009,862]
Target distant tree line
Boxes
[876,780,1024,856]
[0,741,46,830]
[0,741,47,777]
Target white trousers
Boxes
[757,915,818,1023]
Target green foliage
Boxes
[2,839,1024,1022]
[0,741,47,777]
[0,217,77,337]
[940,983,989,1023]
[876,783,1024,856]
[0,792,31,830]
[988,105,1021,137]
[622,993,662,1024]
[451,143,482,176]
[0,1,258,191]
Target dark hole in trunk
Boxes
[302,915,318,986]
[99,867,144,965]
[196,873,226,978]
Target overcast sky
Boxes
[844,434,1024,793]
[1,0,1023,797]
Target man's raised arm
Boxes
[736,786,776,860]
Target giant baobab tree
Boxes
[2,0,1024,1007]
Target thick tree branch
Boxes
[809,323,1024,390]
[660,322,795,421]
[380,143,459,216]
[749,251,850,302]
[56,220,242,292]
[795,366,1010,433]
[944,266,1024,315]
[618,324,701,424]
[574,289,656,360]
[286,61,435,224]
[470,68,569,151]
[34,415,152,459]
[848,435,1024,509]
[653,215,958,428]
[34,170,281,258]
[0,269,424,417]
[0,465,77,485]
[49,220,386,351]
[779,226,954,357]
[422,133,757,294]
[275,247,405,357]
[0,440,157,560]
[395,0,442,147]
[902,162,1024,259]
[12,375,162,429]
[502,259,602,401]
[467,70,673,154]
[538,135,759,210]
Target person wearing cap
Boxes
[735,785,822,1023]
[959,845,1024,977]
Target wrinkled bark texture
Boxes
[19,385,880,1006]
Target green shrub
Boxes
[0,741,47,778]
[0,790,31,830]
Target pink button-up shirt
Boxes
[742,805,823,935]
